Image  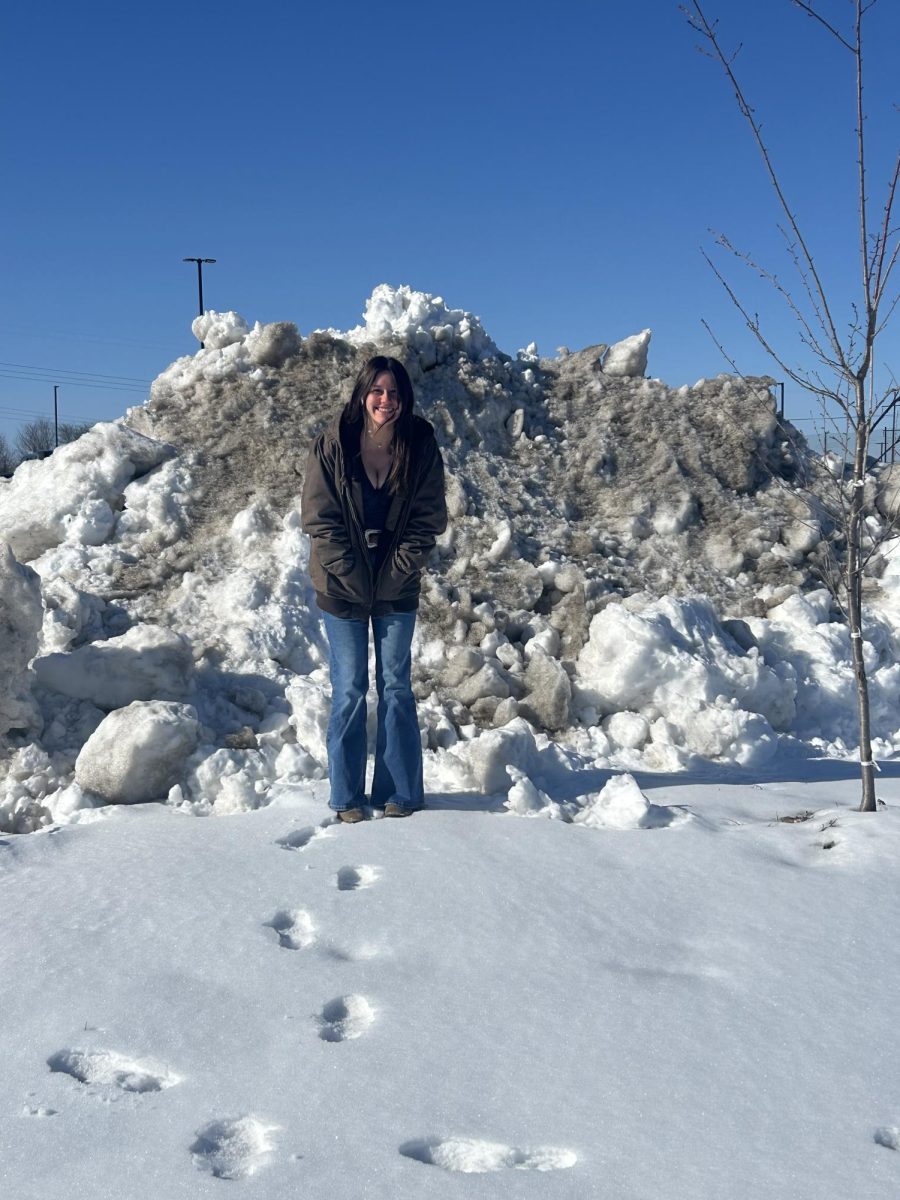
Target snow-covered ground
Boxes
[2,771,899,1199]
[1,285,899,1196]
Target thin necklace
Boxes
[365,424,394,447]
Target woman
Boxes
[301,356,447,822]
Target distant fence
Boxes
[774,383,900,465]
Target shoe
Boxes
[337,807,365,823]
[384,802,415,818]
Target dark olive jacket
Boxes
[301,413,447,618]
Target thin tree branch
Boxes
[712,229,843,370]
[790,0,856,52]
[855,1,873,324]
[872,153,900,302]
[686,1,852,374]
[701,250,854,406]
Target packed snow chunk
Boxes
[115,457,193,551]
[47,1048,181,1093]
[449,718,540,793]
[335,284,500,365]
[573,773,649,828]
[244,319,302,367]
[456,660,511,706]
[602,711,649,750]
[75,701,200,805]
[572,772,685,830]
[0,423,173,561]
[651,491,695,535]
[485,520,513,564]
[0,744,64,832]
[0,543,43,737]
[63,498,116,546]
[179,747,274,814]
[505,765,569,820]
[34,625,193,711]
[748,587,900,748]
[602,329,651,377]
[285,675,329,767]
[192,310,250,349]
[191,1115,278,1180]
[575,596,792,764]
[519,647,572,731]
[401,1137,576,1173]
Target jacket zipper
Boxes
[341,476,375,607]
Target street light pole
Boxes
[182,257,217,347]
[53,384,59,448]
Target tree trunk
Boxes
[849,413,877,812]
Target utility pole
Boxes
[182,257,216,347]
[53,384,59,448]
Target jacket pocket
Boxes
[311,543,361,599]
[378,550,423,602]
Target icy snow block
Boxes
[246,320,302,367]
[339,284,500,363]
[456,661,511,706]
[519,648,571,732]
[573,773,651,829]
[0,423,173,561]
[33,624,193,711]
[602,329,651,377]
[463,718,540,793]
[191,309,250,349]
[0,542,43,737]
[75,700,199,804]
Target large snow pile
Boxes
[1,284,898,832]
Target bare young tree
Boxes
[0,434,16,477]
[58,421,92,444]
[13,418,92,462]
[14,418,56,459]
[684,0,900,812]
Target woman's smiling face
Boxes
[365,371,400,431]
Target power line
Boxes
[0,371,147,394]
[0,406,105,423]
[0,327,176,351]
[0,359,151,383]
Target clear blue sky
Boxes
[3,0,898,451]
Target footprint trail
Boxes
[276,824,332,852]
[190,1116,278,1179]
[47,1049,181,1094]
[264,908,316,950]
[337,864,379,891]
[318,994,375,1042]
[400,1136,577,1173]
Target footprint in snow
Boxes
[47,1049,181,1094]
[400,1137,577,1173]
[264,908,315,950]
[318,994,375,1042]
[337,864,379,891]
[321,940,387,963]
[190,1116,279,1180]
[276,823,332,851]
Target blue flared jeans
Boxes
[322,610,424,813]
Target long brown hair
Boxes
[342,355,416,492]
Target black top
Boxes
[360,464,392,539]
